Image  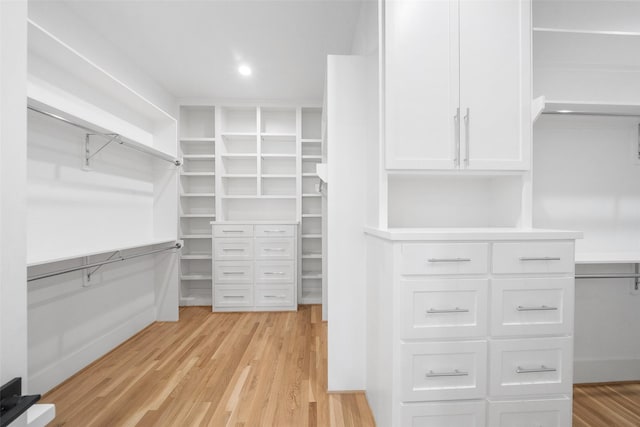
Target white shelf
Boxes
[302,234,322,239]
[302,214,322,218]
[221,132,257,138]
[575,252,640,265]
[220,153,257,159]
[181,275,212,281]
[299,292,322,305]
[543,100,640,117]
[221,195,295,200]
[27,238,177,267]
[261,133,296,139]
[181,254,212,260]
[180,137,215,142]
[534,27,640,38]
[181,214,215,218]
[260,154,296,159]
[301,138,322,143]
[180,193,215,197]
[261,174,296,178]
[302,253,322,259]
[220,174,257,178]
[302,194,321,198]
[181,172,215,177]
[302,173,317,177]
[183,154,215,159]
[302,155,322,161]
[302,273,322,279]
[180,234,212,239]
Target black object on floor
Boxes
[0,378,40,427]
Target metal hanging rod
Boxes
[542,110,640,118]
[28,105,182,166]
[27,243,182,282]
[576,273,640,279]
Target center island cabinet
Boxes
[364,227,582,427]
[211,222,298,312]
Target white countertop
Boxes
[211,221,299,225]
[576,251,640,264]
[364,227,583,241]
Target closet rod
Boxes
[27,106,182,166]
[27,243,182,282]
[576,273,640,279]
[542,110,640,118]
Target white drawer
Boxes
[492,242,574,274]
[255,224,295,238]
[213,238,253,261]
[213,224,253,238]
[214,285,253,308]
[255,285,295,307]
[400,279,488,339]
[255,261,295,283]
[490,278,574,337]
[401,340,487,402]
[214,261,253,284]
[488,398,572,427]
[401,401,486,427]
[401,243,489,276]
[254,238,295,260]
[489,337,572,397]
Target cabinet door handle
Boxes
[264,229,286,233]
[222,230,244,233]
[519,257,561,261]
[427,258,471,263]
[264,248,286,252]
[517,305,558,311]
[425,369,469,378]
[222,272,244,275]
[264,271,286,275]
[454,107,460,167]
[223,295,244,298]
[516,365,557,374]
[264,295,286,299]
[222,248,244,252]
[426,307,469,314]
[463,107,470,167]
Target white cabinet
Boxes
[212,222,297,311]
[384,0,531,171]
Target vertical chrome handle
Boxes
[463,108,470,167]
[454,107,460,168]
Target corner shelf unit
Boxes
[179,106,216,306]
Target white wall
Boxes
[0,0,28,389]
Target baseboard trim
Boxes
[574,358,640,383]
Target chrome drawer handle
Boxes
[264,248,286,252]
[222,272,244,275]
[516,365,557,374]
[222,230,244,233]
[222,248,244,252]
[426,307,469,314]
[517,305,558,311]
[519,257,561,261]
[264,272,286,275]
[426,369,469,378]
[264,295,286,299]
[223,295,244,298]
[427,258,471,263]
[264,229,286,233]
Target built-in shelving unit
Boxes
[299,107,324,304]
[179,106,216,306]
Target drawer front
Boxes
[489,337,572,397]
[492,242,574,274]
[255,261,295,283]
[401,340,487,401]
[214,285,253,308]
[401,401,486,427]
[213,224,253,238]
[214,261,253,284]
[491,278,574,337]
[213,238,253,261]
[254,238,295,260]
[488,398,571,427]
[255,224,295,238]
[400,279,488,339]
[255,285,295,307]
[401,243,489,276]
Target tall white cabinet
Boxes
[384,0,531,170]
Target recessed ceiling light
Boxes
[238,65,252,77]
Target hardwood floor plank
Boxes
[574,382,640,426]
[41,306,375,427]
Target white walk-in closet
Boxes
[1,0,638,426]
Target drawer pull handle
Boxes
[223,295,244,298]
[517,305,558,312]
[426,369,469,378]
[264,248,286,252]
[516,365,557,374]
[222,272,244,275]
[519,257,561,261]
[264,230,286,233]
[426,307,470,314]
[222,248,245,252]
[427,258,472,263]
[264,295,286,299]
[222,230,244,233]
[264,272,286,275]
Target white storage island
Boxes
[364,227,582,427]
[211,222,298,312]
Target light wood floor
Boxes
[42,305,375,427]
[574,382,640,426]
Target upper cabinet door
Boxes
[384,0,460,170]
[459,0,531,170]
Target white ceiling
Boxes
[62,0,364,102]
